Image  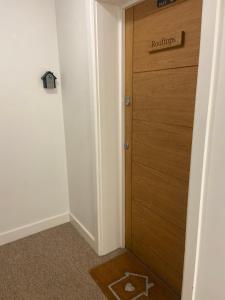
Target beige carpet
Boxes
[0,223,124,300]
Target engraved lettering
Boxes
[152,41,157,48]
[149,31,184,53]
[151,37,176,48]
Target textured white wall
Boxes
[0,0,69,234]
[55,0,97,237]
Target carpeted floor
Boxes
[0,223,124,300]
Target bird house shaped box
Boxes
[41,71,57,89]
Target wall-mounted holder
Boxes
[41,71,57,89]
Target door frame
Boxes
[86,0,223,299]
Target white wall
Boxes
[181,0,222,298]
[95,1,123,254]
[194,3,225,299]
[0,0,69,236]
[55,0,97,242]
[55,0,125,253]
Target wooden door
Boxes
[125,0,202,295]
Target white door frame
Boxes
[86,0,223,299]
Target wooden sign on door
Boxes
[149,31,185,53]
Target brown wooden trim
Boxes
[125,7,134,250]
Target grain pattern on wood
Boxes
[132,162,188,230]
[133,67,198,128]
[125,7,134,249]
[133,0,202,72]
[131,66,197,294]
[132,202,185,293]
[125,0,202,296]
[132,120,193,182]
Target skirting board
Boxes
[70,213,97,252]
[0,212,70,246]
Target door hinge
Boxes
[124,143,129,150]
[125,96,132,106]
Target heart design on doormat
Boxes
[107,271,154,299]
[125,282,136,292]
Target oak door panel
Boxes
[132,120,193,182]
[131,67,197,293]
[133,67,198,128]
[125,0,202,295]
[133,0,202,72]
[132,202,185,292]
[132,162,188,230]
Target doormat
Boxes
[90,252,179,300]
